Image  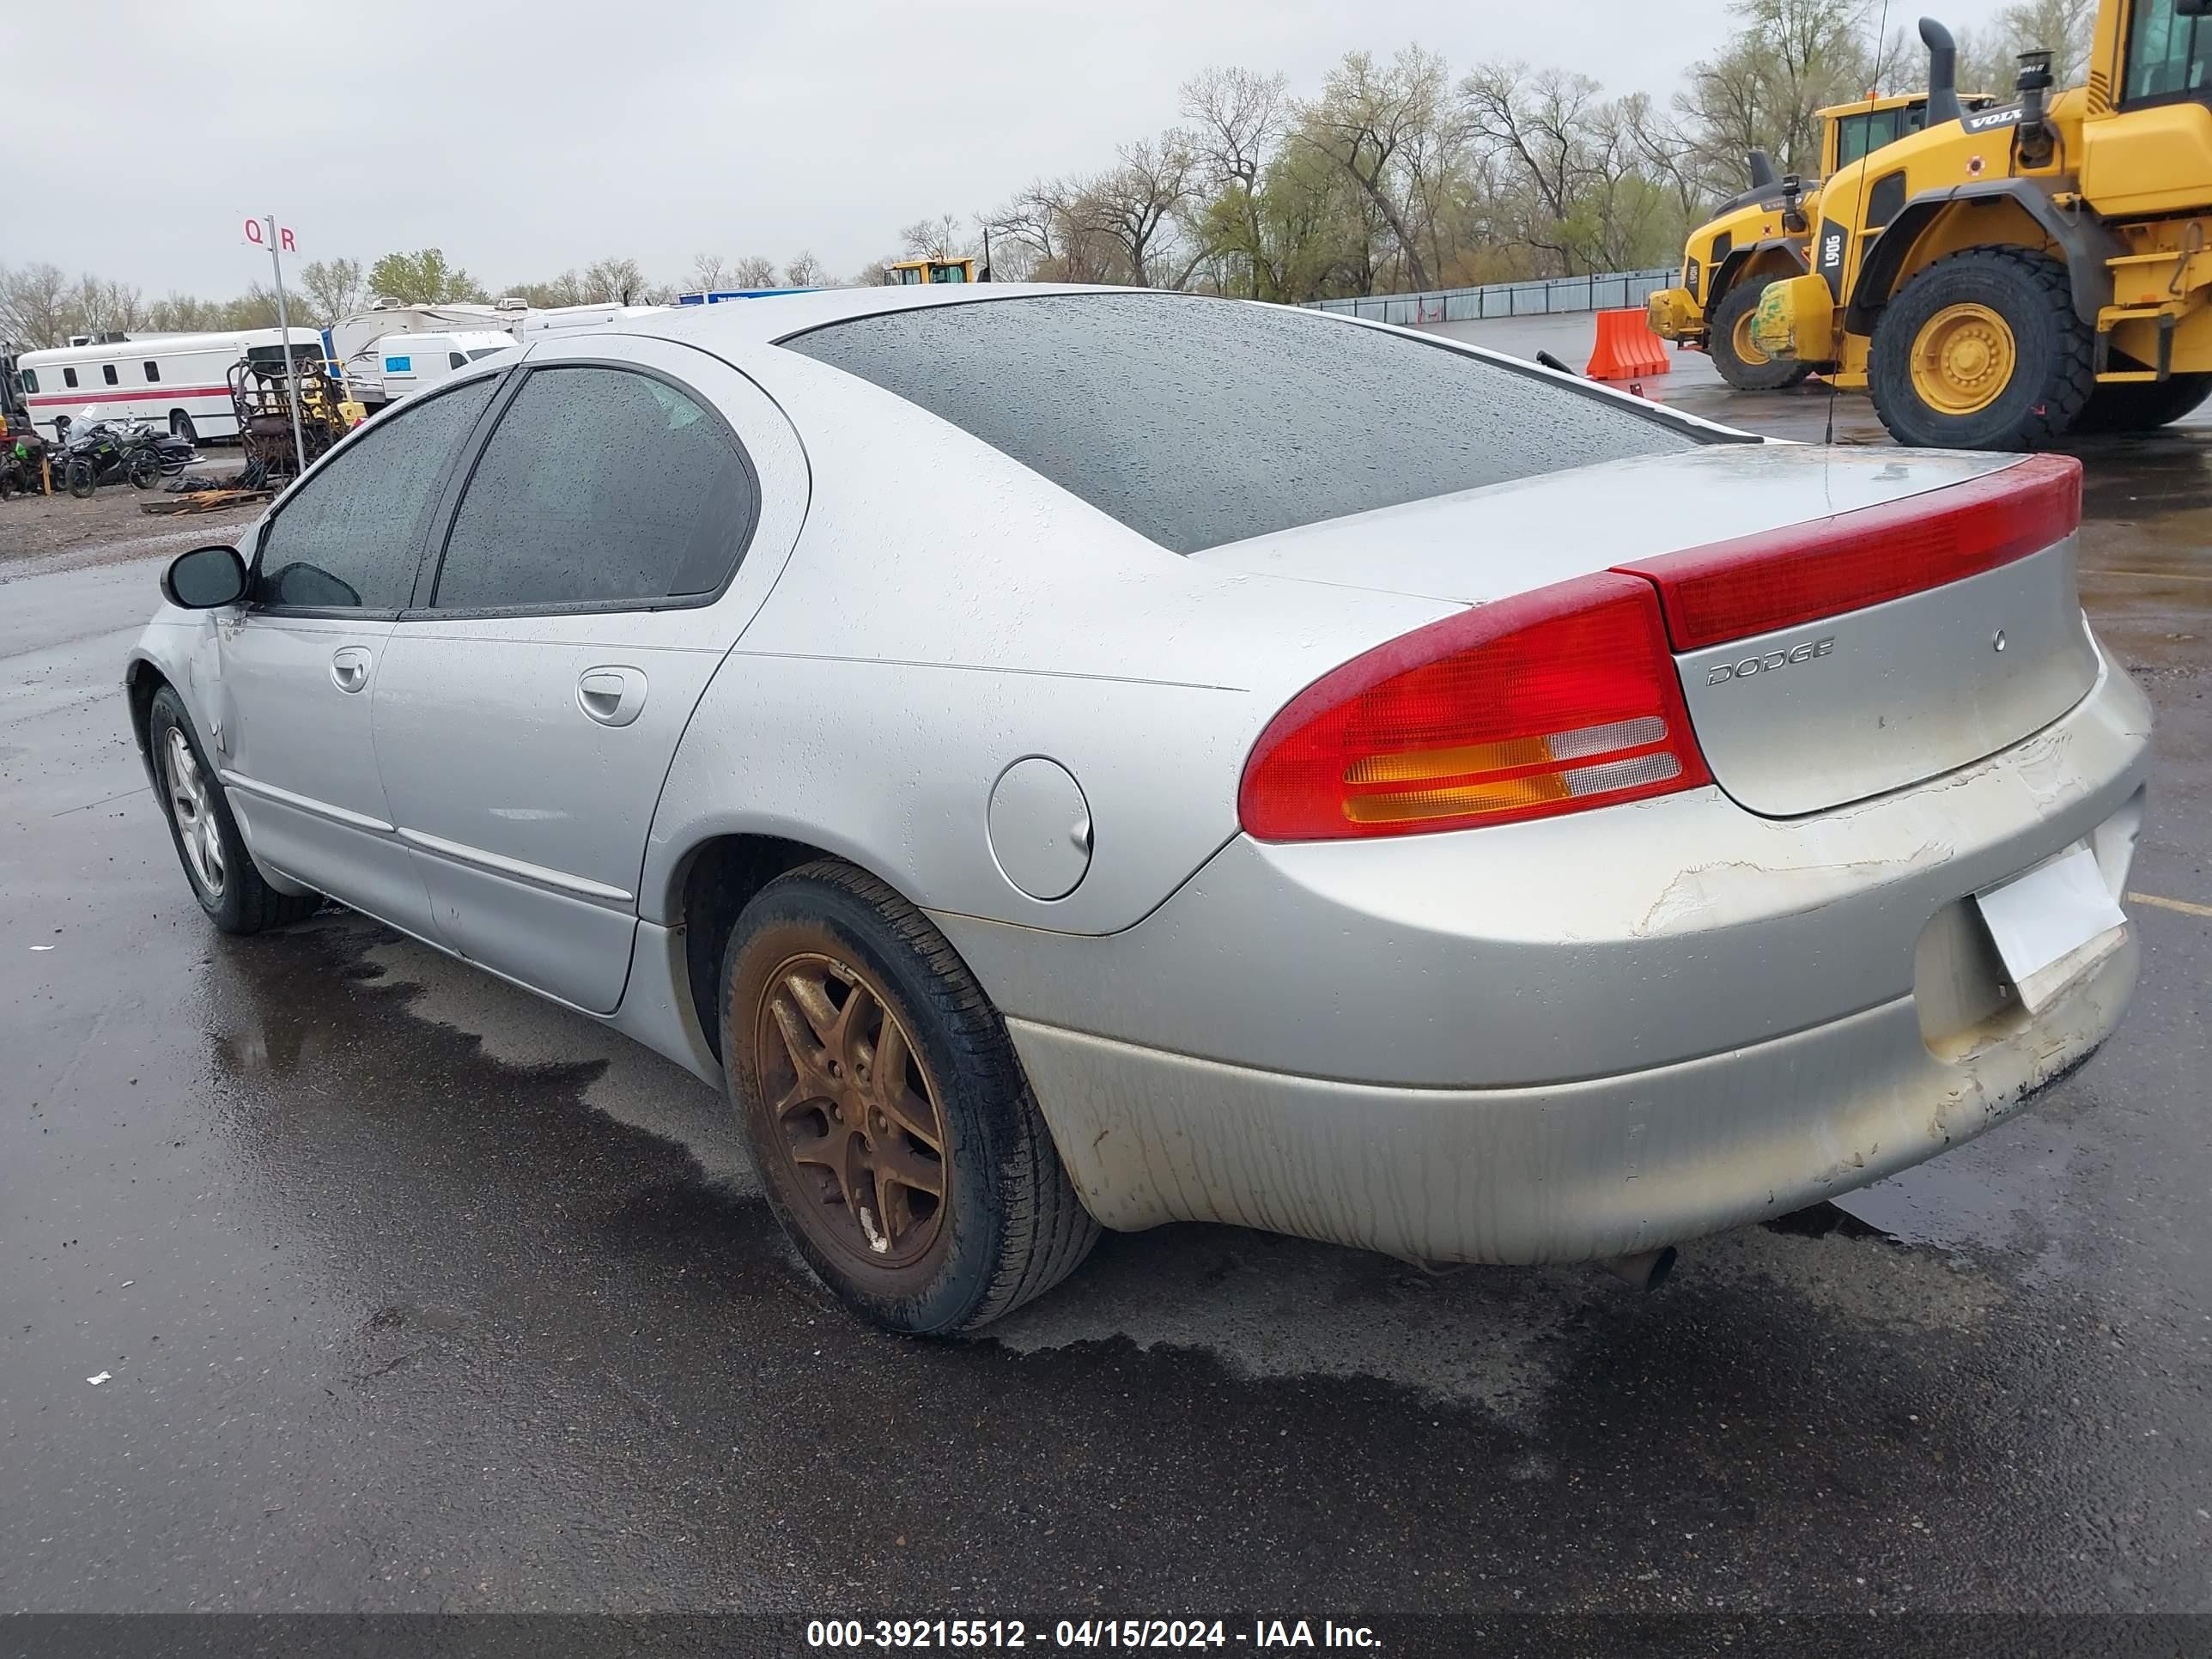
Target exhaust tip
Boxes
[1598,1245,1679,1292]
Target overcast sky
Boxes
[8,0,2019,297]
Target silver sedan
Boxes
[128,284,2149,1334]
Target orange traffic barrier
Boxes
[1585,309,1671,380]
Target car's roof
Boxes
[621,282,1173,350]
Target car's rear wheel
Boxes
[722,860,1097,1334]
[149,686,321,934]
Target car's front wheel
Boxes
[148,686,320,934]
[721,860,1098,1334]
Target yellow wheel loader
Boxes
[884,258,978,285]
[1749,1,2212,447]
[1648,41,1996,392]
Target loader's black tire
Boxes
[2072,373,2212,435]
[1869,246,2094,450]
[722,860,1099,1335]
[148,686,322,935]
[1710,279,1814,392]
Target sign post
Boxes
[246,215,308,478]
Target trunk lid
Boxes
[1203,445,2099,818]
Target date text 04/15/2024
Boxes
[804,1618,1383,1649]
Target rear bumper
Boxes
[1003,929,2133,1262]
[939,647,2151,1263]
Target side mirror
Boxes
[161,544,248,610]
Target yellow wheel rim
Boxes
[1731,308,1770,367]
[1910,302,2016,416]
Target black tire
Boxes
[170,411,197,445]
[147,686,321,935]
[2072,372,2212,435]
[127,450,161,489]
[66,459,95,498]
[721,860,1098,1334]
[1869,246,2094,450]
[1709,278,1814,391]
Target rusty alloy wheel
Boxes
[751,950,950,1270]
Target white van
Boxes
[356,330,515,410]
[16,328,325,444]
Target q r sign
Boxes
[243,217,297,254]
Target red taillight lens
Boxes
[1238,573,1711,842]
[1613,453,2081,650]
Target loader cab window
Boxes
[1832,104,1929,168]
[2125,0,2209,100]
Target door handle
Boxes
[576,665,648,727]
[330,647,372,694]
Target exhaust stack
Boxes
[2015,49,2057,167]
[1920,17,1964,126]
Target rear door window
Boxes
[428,366,757,611]
[781,294,1711,555]
[252,376,497,611]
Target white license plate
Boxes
[1974,844,2130,1014]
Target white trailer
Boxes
[329,301,521,406]
[15,328,324,444]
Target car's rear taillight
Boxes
[1238,573,1711,842]
[1613,453,2081,650]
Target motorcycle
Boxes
[59,416,195,497]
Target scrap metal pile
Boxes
[228,355,347,489]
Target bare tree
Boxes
[0,264,77,347]
[732,254,781,287]
[1295,47,1452,292]
[147,292,227,332]
[298,257,365,324]
[899,213,975,259]
[783,252,830,288]
[985,179,1075,276]
[690,252,731,293]
[1085,137,1197,286]
[1182,66,1290,296]
[580,256,648,304]
[69,275,146,335]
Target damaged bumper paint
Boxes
[938,647,2151,1267]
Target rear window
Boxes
[780,293,1711,554]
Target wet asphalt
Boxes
[3,325,2209,1643]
